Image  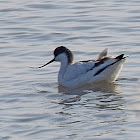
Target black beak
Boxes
[37,58,55,68]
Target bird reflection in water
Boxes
[57,82,127,135]
[58,82,124,111]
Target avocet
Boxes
[37,46,127,88]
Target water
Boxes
[0,0,140,139]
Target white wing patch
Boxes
[63,61,95,80]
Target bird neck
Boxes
[58,56,71,83]
[59,58,69,75]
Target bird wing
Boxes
[96,48,108,61]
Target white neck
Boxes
[55,53,69,82]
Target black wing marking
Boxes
[89,54,125,76]
[79,60,95,63]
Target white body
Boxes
[56,53,125,88]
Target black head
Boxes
[34,46,73,69]
[54,46,73,64]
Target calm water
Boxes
[0,0,140,139]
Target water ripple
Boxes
[0,0,140,139]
